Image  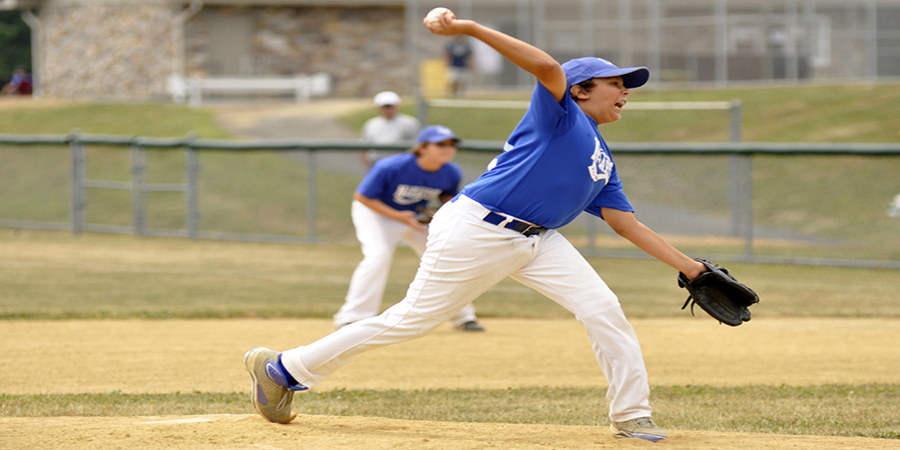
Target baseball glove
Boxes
[678,259,759,326]
[415,206,438,224]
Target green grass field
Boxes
[3,229,900,320]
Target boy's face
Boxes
[418,139,458,167]
[379,104,398,119]
[577,76,630,125]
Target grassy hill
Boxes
[0,101,232,137]
[3,81,895,140]
[340,82,900,143]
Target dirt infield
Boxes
[2,414,896,450]
[1,317,899,449]
[3,317,898,394]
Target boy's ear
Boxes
[569,85,590,101]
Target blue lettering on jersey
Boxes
[357,153,462,212]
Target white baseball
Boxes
[425,7,454,30]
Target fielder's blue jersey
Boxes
[357,153,463,212]
[460,82,634,229]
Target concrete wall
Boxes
[184,5,409,97]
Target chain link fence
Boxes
[406,0,900,93]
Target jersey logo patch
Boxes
[588,137,612,184]
[487,141,514,172]
[393,184,442,205]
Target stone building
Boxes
[4,0,900,100]
[7,0,423,99]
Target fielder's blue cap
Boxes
[561,57,650,89]
[417,125,459,144]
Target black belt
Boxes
[483,211,546,237]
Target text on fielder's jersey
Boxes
[356,153,462,211]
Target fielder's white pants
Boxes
[283,195,652,422]
[334,201,477,328]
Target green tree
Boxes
[0,10,32,84]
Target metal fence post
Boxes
[714,0,729,87]
[730,156,741,239]
[730,100,742,143]
[742,156,754,257]
[69,130,85,235]
[517,0,533,88]
[130,143,145,236]
[416,88,428,126]
[729,100,741,236]
[185,133,199,240]
[647,0,661,90]
[728,100,753,257]
[307,149,317,239]
[730,100,753,257]
[866,0,878,81]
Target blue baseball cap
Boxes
[561,57,650,89]
[417,125,459,144]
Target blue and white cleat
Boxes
[243,347,307,424]
[610,417,668,442]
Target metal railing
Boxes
[2,132,899,268]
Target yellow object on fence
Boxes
[418,58,448,98]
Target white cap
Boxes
[373,91,401,107]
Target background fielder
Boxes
[335,125,484,331]
[245,8,707,443]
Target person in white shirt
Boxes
[360,91,421,169]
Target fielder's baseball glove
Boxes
[415,206,438,224]
[678,259,759,326]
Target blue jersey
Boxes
[445,40,472,68]
[357,153,463,212]
[461,83,633,229]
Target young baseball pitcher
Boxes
[244,7,707,442]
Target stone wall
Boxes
[40,1,176,99]
[184,5,411,97]
[34,2,456,100]
[36,2,441,100]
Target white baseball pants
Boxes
[334,200,477,328]
[283,195,652,422]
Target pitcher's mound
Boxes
[1,414,893,450]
